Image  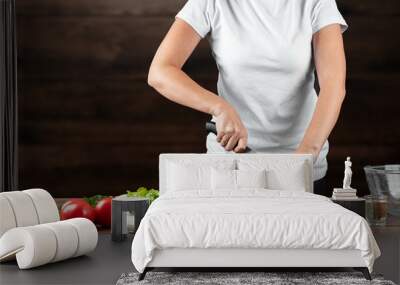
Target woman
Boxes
[148,0,347,196]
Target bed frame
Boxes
[139,154,371,280]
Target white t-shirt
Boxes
[176,0,348,180]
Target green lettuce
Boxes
[127,187,159,204]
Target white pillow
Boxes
[237,169,267,189]
[238,159,309,192]
[167,163,209,191]
[167,160,235,192]
[211,169,268,190]
[211,168,236,190]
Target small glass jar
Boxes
[126,211,136,234]
[365,195,388,226]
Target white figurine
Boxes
[343,157,353,189]
[332,157,357,199]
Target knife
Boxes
[205,121,252,152]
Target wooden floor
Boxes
[1,218,399,285]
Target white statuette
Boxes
[343,157,353,190]
[332,157,358,199]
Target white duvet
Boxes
[131,190,380,273]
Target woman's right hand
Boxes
[212,101,248,153]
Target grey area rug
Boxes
[117,272,396,285]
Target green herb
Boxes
[136,187,148,196]
[145,189,159,203]
[127,187,159,204]
[84,195,109,207]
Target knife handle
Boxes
[205,121,218,135]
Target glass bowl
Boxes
[364,165,400,216]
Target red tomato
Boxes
[95,197,112,227]
[60,198,96,222]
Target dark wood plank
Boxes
[337,0,400,16]
[18,143,205,170]
[15,0,400,17]
[16,16,400,78]
[344,17,400,74]
[16,0,186,17]
[19,119,208,145]
[19,166,158,197]
[16,17,215,78]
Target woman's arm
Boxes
[296,24,347,158]
[148,19,248,152]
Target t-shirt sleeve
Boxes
[311,0,348,34]
[176,0,213,38]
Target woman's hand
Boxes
[212,101,248,153]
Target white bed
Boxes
[131,154,380,280]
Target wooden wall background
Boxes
[16,0,400,197]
